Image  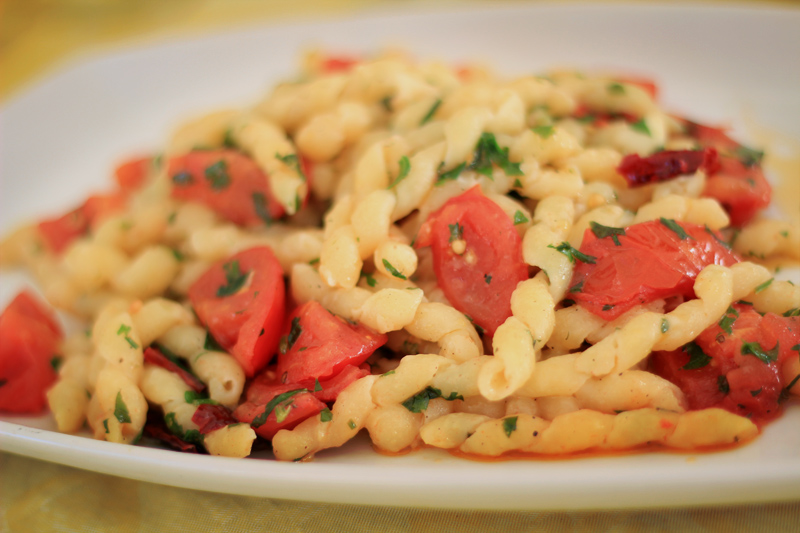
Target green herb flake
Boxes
[484,274,492,284]
[204,332,225,352]
[718,375,730,394]
[364,273,377,287]
[50,355,64,373]
[718,305,740,335]
[382,259,407,280]
[547,242,597,264]
[216,259,249,297]
[783,308,800,317]
[589,221,626,246]
[222,128,237,149]
[448,222,464,243]
[754,278,773,294]
[502,416,518,437]
[532,125,555,139]
[750,388,763,397]
[659,217,692,240]
[568,280,584,294]
[388,156,411,189]
[204,160,231,189]
[704,225,732,249]
[741,341,779,364]
[286,317,302,351]
[607,82,626,95]
[682,342,712,370]
[513,210,529,225]
[402,386,463,413]
[630,118,651,137]
[116,324,139,349]
[435,162,466,187]
[420,98,442,125]
[103,419,109,434]
[171,171,193,186]
[252,192,273,226]
[347,419,357,430]
[779,374,800,403]
[320,407,333,422]
[171,248,184,262]
[275,153,306,180]
[734,145,764,168]
[380,96,393,112]
[381,369,396,377]
[660,319,669,334]
[251,389,309,428]
[314,378,322,393]
[469,132,523,178]
[114,392,132,424]
[274,403,292,424]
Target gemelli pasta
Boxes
[1,50,798,462]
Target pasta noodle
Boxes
[1,50,798,465]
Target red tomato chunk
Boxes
[0,291,63,413]
[651,305,800,426]
[415,185,528,335]
[569,220,739,321]
[234,381,326,440]
[188,246,286,377]
[38,192,126,254]
[276,300,386,385]
[168,149,286,227]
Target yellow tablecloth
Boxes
[2,1,800,531]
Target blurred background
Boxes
[2,0,797,100]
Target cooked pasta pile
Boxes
[1,51,798,461]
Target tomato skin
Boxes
[247,363,370,406]
[143,347,205,393]
[570,220,739,321]
[0,291,63,413]
[234,381,326,440]
[114,156,152,193]
[702,156,771,228]
[168,149,286,227]
[37,192,126,254]
[275,301,386,385]
[191,403,238,435]
[188,247,286,377]
[651,306,800,426]
[415,186,529,335]
[320,55,360,73]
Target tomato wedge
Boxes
[415,186,528,335]
[569,219,740,320]
[168,149,286,227]
[114,155,153,193]
[234,381,326,440]
[37,192,126,254]
[188,247,286,377]
[651,305,799,426]
[275,301,386,385]
[0,291,63,413]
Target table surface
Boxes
[2,1,799,531]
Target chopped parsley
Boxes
[171,171,193,186]
[568,280,584,293]
[279,317,303,354]
[531,125,554,139]
[547,242,597,264]
[448,222,464,243]
[513,210,529,225]
[402,386,464,413]
[484,274,492,284]
[50,355,64,373]
[320,407,333,422]
[275,153,306,179]
[314,379,322,393]
[734,145,764,168]
[382,259,407,280]
[659,217,692,240]
[204,160,231,190]
[502,416,518,437]
[435,162,466,187]
[252,192,273,226]
[347,419,357,430]
[783,308,800,317]
[682,342,712,370]
[589,221,625,246]
[222,128,237,149]
[750,388,763,397]
[114,392,132,424]
[116,324,139,349]
[630,118,651,137]
[607,82,626,94]
[704,225,731,249]
[216,260,249,297]
[718,305,740,335]
[754,278,773,294]
[204,332,225,352]
[388,156,411,189]
[420,98,442,125]
[660,318,669,333]
[364,273,377,287]
[251,389,309,428]
[779,374,800,403]
[741,341,779,364]
[469,132,523,178]
[184,390,218,405]
[164,412,203,444]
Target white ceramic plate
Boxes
[1,3,799,511]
